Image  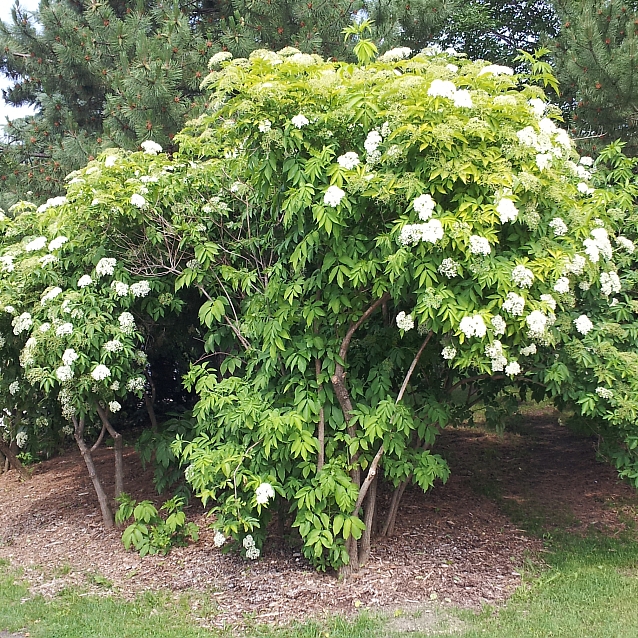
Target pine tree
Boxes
[0,0,456,207]
[552,0,638,154]
[0,0,228,206]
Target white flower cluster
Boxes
[600,271,621,296]
[41,286,63,305]
[378,47,412,62]
[25,236,47,252]
[579,281,591,291]
[469,235,491,255]
[258,120,272,133]
[398,219,444,245]
[12,312,32,335]
[126,377,146,392]
[134,350,147,365]
[19,337,36,368]
[323,185,346,208]
[91,365,111,381]
[396,311,414,331]
[213,531,226,548]
[479,64,514,76]
[40,254,58,266]
[56,365,74,382]
[78,275,92,288]
[486,340,507,372]
[337,152,360,170]
[459,315,487,338]
[49,236,68,251]
[505,361,521,376]
[577,182,594,196]
[291,114,309,128]
[438,258,459,278]
[574,314,593,335]
[119,312,136,334]
[549,218,568,236]
[56,323,73,337]
[59,387,76,420]
[141,140,162,155]
[526,310,548,338]
[108,401,121,413]
[105,155,117,168]
[616,236,635,253]
[516,119,571,158]
[441,346,457,360]
[427,80,474,108]
[564,254,586,276]
[103,339,123,353]
[0,255,14,272]
[62,348,79,366]
[511,265,534,288]
[209,51,233,67]
[9,380,20,396]
[529,98,545,118]
[255,482,275,505]
[243,534,260,560]
[520,344,537,356]
[36,196,67,214]
[112,281,129,296]
[496,198,518,223]
[491,315,506,336]
[16,431,28,449]
[502,293,525,316]
[413,194,436,220]
[584,228,612,263]
[595,387,613,399]
[131,194,147,208]
[96,258,117,276]
[553,277,570,294]
[364,129,383,163]
[540,294,557,311]
[131,281,151,298]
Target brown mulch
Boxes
[1,410,637,627]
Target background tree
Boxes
[0,0,456,208]
[437,0,560,66]
[552,0,638,155]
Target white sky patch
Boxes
[0,0,40,125]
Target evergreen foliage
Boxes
[552,0,638,154]
[0,0,224,206]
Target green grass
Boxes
[7,532,638,638]
[428,532,638,638]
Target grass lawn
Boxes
[4,532,638,638]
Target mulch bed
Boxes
[1,410,637,627]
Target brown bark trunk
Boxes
[381,476,410,538]
[144,371,158,431]
[315,358,325,472]
[73,416,114,528]
[144,393,158,431]
[0,439,29,480]
[96,405,124,498]
[331,292,391,488]
[359,475,377,566]
[3,455,8,473]
[332,293,390,576]
[0,448,5,473]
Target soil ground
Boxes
[1,408,637,628]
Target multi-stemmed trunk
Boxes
[330,301,433,574]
